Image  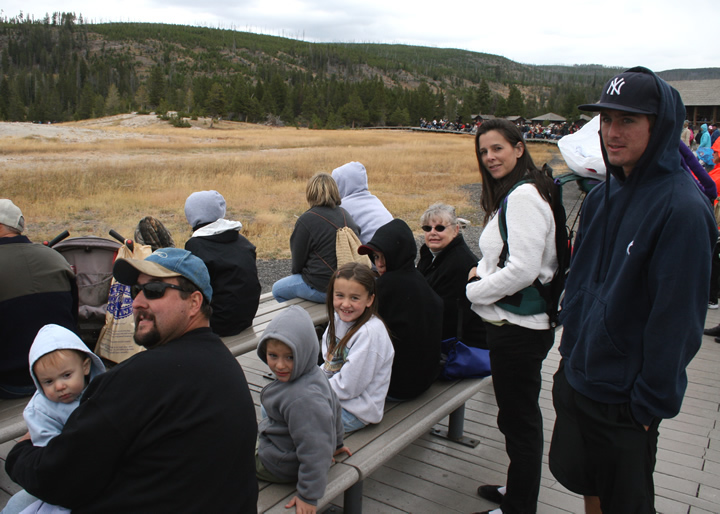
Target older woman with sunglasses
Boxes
[416,203,486,348]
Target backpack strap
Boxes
[497,179,531,268]
[307,209,349,273]
[496,177,551,314]
[309,210,342,229]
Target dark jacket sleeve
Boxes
[6,374,131,508]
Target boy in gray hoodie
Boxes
[3,324,105,514]
[256,306,350,513]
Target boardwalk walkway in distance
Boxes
[1,317,719,512]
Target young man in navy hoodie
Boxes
[547,68,717,514]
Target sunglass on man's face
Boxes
[422,224,448,233]
[131,282,185,300]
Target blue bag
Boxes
[440,337,491,380]
[697,147,714,167]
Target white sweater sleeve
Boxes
[466,184,557,329]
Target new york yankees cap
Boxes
[578,69,660,115]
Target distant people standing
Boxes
[699,123,712,148]
[0,200,78,399]
[184,190,261,336]
[331,161,393,244]
[680,120,692,148]
[697,124,715,168]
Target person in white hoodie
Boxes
[184,190,261,336]
[2,324,105,514]
[331,162,393,244]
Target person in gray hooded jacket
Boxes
[256,305,350,514]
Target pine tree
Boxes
[206,83,227,118]
[506,85,525,116]
[105,83,121,114]
[341,93,368,128]
[148,65,165,108]
[476,79,492,114]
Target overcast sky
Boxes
[3,1,717,72]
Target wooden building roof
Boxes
[667,80,720,107]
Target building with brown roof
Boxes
[667,80,720,125]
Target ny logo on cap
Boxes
[607,77,626,96]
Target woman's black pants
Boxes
[485,322,554,514]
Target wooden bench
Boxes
[237,351,492,514]
[221,292,329,357]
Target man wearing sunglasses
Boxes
[6,248,258,512]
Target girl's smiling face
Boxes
[332,277,375,323]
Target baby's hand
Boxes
[332,446,352,462]
[285,495,316,514]
[18,431,31,442]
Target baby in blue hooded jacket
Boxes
[3,324,105,514]
[256,306,350,514]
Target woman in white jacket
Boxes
[467,119,558,514]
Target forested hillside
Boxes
[0,12,673,126]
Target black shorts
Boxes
[548,363,660,514]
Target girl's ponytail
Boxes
[325,262,379,356]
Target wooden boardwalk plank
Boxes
[2,319,720,513]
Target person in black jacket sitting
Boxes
[358,219,442,400]
[184,190,261,336]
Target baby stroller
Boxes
[50,216,175,351]
[52,235,122,350]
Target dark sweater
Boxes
[186,229,261,336]
[290,206,361,293]
[0,235,78,387]
[559,67,718,426]
[417,234,487,348]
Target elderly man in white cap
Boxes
[0,199,77,399]
[6,248,258,512]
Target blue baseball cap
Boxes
[113,247,213,302]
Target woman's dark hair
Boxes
[325,262,380,357]
[474,119,554,223]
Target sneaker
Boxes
[477,485,504,504]
[709,302,718,310]
[715,337,720,344]
[704,325,720,337]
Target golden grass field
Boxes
[0,114,568,258]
